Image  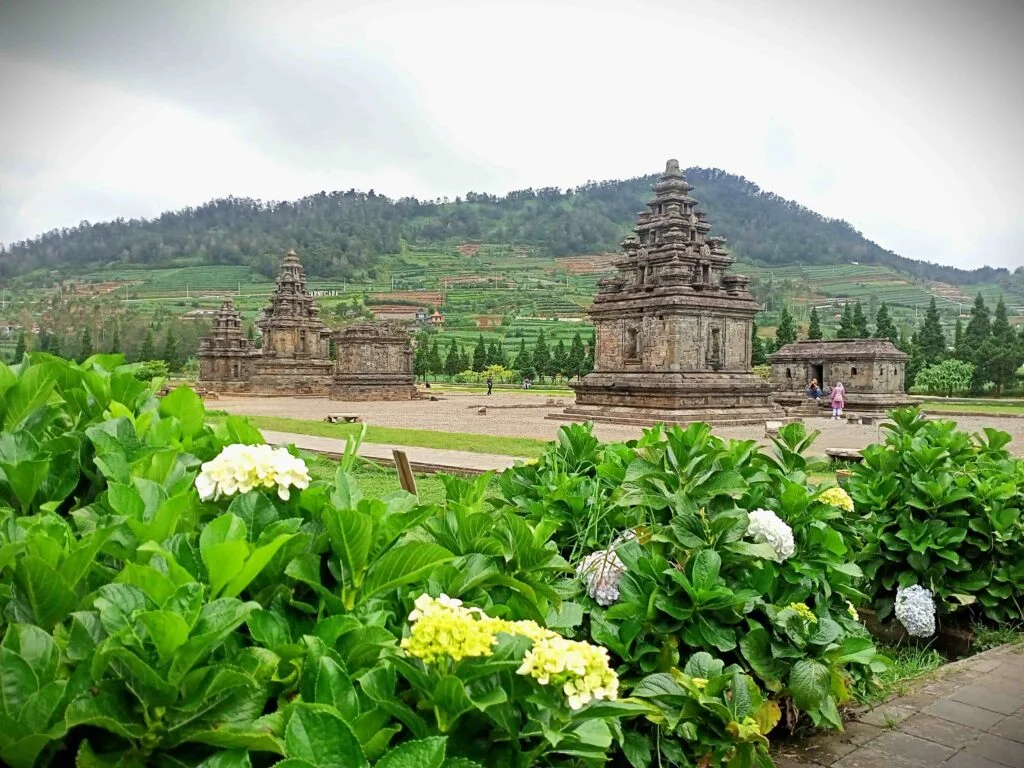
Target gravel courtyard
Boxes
[212,392,1024,457]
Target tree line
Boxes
[413,331,594,384]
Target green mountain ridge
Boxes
[0,167,1013,289]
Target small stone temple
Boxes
[331,322,417,400]
[247,250,335,394]
[769,339,917,415]
[197,297,253,391]
[196,250,417,400]
[557,160,783,427]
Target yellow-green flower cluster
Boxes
[401,594,619,710]
[818,486,855,513]
[691,677,709,690]
[787,602,818,623]
[846,600,859,621]
[517,634,619,710]
[401,594,497,663]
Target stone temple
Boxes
[197,250,416,400]
[558,160,783,427]
[769,338,918,417]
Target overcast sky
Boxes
[1,0,1022,270]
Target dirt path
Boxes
[212,393,1024,456]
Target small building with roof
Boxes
[768,338,917,415]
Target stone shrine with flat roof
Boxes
[197,297,253,392]
[331,322,417,401]
[769,339,918,417]
[557,160,783,427]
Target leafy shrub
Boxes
[133,359,170,382]
[500,422,886,765]
[912,360,974,396]
[848,407,1024,624]
[0,354,629,768]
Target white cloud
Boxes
[0,0,1021,270]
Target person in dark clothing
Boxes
[486,376,493,395]
[807,378,822,399]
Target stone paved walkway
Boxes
[775,643,1024,768]
[262,430,519,474]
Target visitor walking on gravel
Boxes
[830,381,845,420]
[486,376,493,395]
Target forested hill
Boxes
[0,167,1006,285]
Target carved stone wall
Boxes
[330,322,416,401]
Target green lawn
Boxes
[922,401,1024,416]
[213,413,549,457]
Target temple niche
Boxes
[197,297,253,392]
[331,322,417,401]
[557,160,784,427]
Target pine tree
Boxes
[775,305,796,347]
[51,334,62,358]
[486,340,501,367]
[983,297,1021,393]
[807,308,822,340]
[852,302,870,339]
[413,339,428,380]
[444,339,461,377]
[162,330,181,372]
[140,328,155,361]
[472,335,487,372]
[917,298,946,365]
[532,330,551,383]
[110,325,121,354]
[13,331,26,361]
[751,320,767,366]
[38,331,50,353]
[963,293,991,355]
[495,341,508,368]
[552,339,568,380]
[873,302,898,344]
[567,332,586,381]
[838,303,855,338]
[79,327,93,362]
[427,338,443,379]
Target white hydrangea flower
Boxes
[576,530,637,606]
[894,585,936,638]
[195,443,311,502]
[745,508,796,562]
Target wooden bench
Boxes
[326,413,362,424]
[826,448,864,463]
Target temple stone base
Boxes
[196,379,252,395]
[552,372,786,427]
[248,359,333,396]
[331,375,419,401]
[774,392,919,418]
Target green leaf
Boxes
[65,681,147,740]
[168,598,258,685]
[195,751,253,768]
[360,543,455,601]
[285,704,368,768]
[312,656,360,721]
[0,459,50,511]
[137,611,191,665]
[788,659,832,711]
[375,737,447,768]
[690,549,722,591]
[739,627,788,684]
[322,507,373,587]
[222,533,296,599]
[13,556,76,630]
[225,415,265,446]
[200,514,250,598]
[683,651,724,680]
[0,646,38,719]
[159,386,206,438]
[2,623,58,683]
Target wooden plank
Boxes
[393,449,418,496]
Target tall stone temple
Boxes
[197,249,416,400]
[197,297,253,390]
[248,250,334,393]
[558,160,783,427]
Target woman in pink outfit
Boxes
[830,381,846,420]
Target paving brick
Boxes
[831,746,934,768]
[869,731,955,765]
[968,658,1007,673]
[945,753,1012,768]
[964,734,1024,768]
[773,754,828,767]
[842,721,884,746]
[924,699,1005,730]
[951,685,1024,715]
[990,714,1024,745]
[791,735,858,765]
[899,713,983,749]
[858,704,919,728]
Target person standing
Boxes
[486,376,493,395]
[830,381,846,420]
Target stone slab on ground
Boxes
[261,430,519,475]
[774,643,1024,767]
